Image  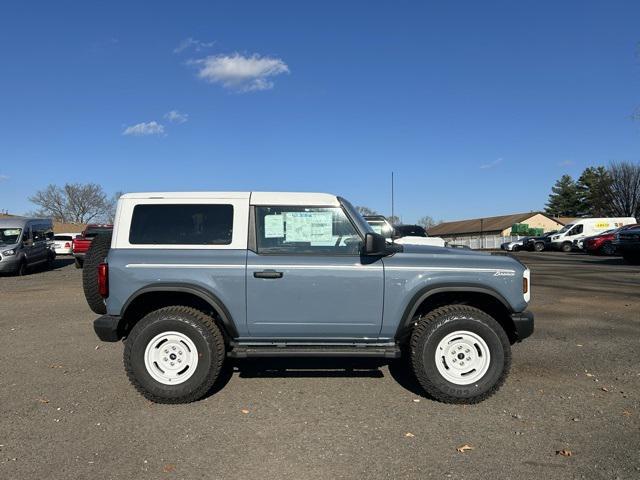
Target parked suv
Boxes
[616,225,640,264]
[0,217,55,275]
[87,192,533,404]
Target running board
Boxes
[228,344,401,359]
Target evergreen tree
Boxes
[576,166,612,216]
[545,175,581,217]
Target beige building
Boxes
[427,211,568,244]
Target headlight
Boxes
[2,249,16,256]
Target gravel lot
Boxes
[1,252,639,479]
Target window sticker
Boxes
[285,211,334,244]
[264,214,285,238]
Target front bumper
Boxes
[94,314,122,342]
[0,256,20,273]
[511,310,534,341]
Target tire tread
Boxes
[410,304,511,404]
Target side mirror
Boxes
[363,232,388,256]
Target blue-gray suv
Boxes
[85,192,533,404]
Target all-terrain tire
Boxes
[82,234,112,314]
[124,306,226,404]
[410,305,511,404]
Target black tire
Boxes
[561,242,572,253]
[410,305,511,404]
[534,242,545,252]
[601,242,616,256]
[82,234,112,314]
[623,253,640,265]
[124,306,226,404]
[512,245,519,252]
[74,257,83,269]
[16,259,28,276]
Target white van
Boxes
[550,217,637,252]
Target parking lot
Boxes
[0,252,638,480]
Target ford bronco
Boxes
[85,192,533,404]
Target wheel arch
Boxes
[395,284,518,344]
[120,283,239,339]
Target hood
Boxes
[396,243,526,271]
[0,242,18,250]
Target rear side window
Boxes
[129,204,233,245]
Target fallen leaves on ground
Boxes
[456,444,474,453]
[162,464,176,473]
[38,398,49,404]
[404,432,415,438]
[601,387,609,392]
[556,449,572,457]
[241,409,249,414]
[622,411,633,417]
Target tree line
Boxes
[355,206,442,229]
[545,161,640,218]
[29,183,121,224]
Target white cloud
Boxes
[191,53,289,92]
[174,38,215,54]
[122,121,165,136]
[0,174,9,181]
[164,110,189,124]
[480,158,503,170]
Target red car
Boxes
[72,224,113,268]
[584,224,639,255]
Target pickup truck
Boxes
[84,192,533,404]
[72,224,113,268]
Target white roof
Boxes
[120,191,340,207]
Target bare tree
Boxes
[106,191,124,223]
[356,206,377,216]
[417,215,441,230]
[29,183,112,223]
[606,161,640,218]
[387,215,400,225]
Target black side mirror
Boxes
[363,232,388,256]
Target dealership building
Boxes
[427,212,569,248]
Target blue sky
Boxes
[1,1,638,222]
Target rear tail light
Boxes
[98,263,109,298]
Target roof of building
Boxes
[427,211,562,236]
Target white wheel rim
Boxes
[434,330,491,385]
[144,331,199,385]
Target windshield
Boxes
[0,228,22,245]
[85,228,112,238]
[557,224,574,234]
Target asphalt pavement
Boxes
[0,252,638,479]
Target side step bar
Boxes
[228,344,401,359]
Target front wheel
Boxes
[601,242,616,256]
[561,242,572,253]
[410,305,511,404]
[124,306,226,404]
[534,242,545,252]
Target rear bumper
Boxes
[94,314,122,342]
[511,310,534,342]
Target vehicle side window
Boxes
[129,204,233,245]
[568,224,583,236]
[255,206,361,255]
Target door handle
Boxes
[253,270,284,279]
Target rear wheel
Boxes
[124,306,226,403]
[561,242,572,253]
[534,242,545,252]
[623,253,640,265]
[410,305,511,404]
[74,257,83,269]
[82,234,112,314]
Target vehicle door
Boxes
[30,225,48,264]
[246,205,385,338]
